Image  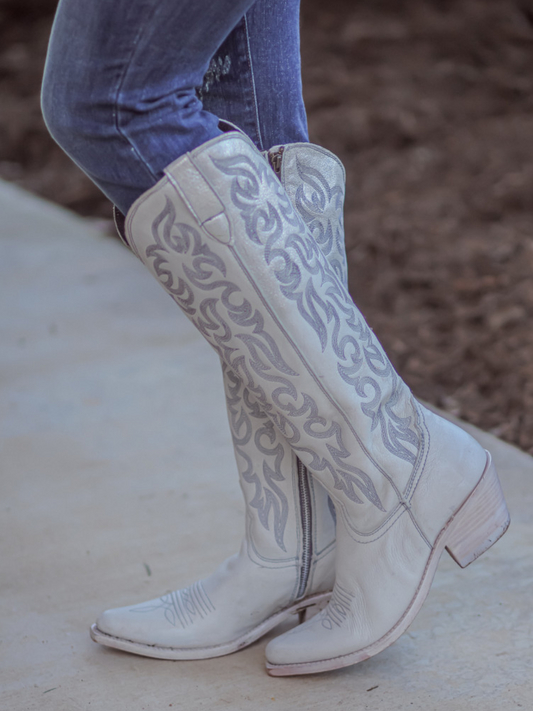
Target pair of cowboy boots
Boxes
[90,133,509,675]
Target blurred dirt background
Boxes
[1,0,533,452]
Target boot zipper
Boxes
[269,145,313,599]
[268,146,285,179]
[296,457,313,599]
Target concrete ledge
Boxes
[2,180,532,710]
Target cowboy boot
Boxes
[91,142,346,659]
[96,131,510,674]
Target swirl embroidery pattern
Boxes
[211,152,420,470]
[293,157,347,287]
[218,151,346,552]
[145,198,384,509]
[137,144,422,514]
[223,362,290,551]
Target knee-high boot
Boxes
[91,142,347,659]
[95,132,509,674]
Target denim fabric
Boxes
[41,0,307,214]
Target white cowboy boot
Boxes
[91,143,346,659]
[94,131,509,673]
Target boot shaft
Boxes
[126,132,422,536]
[223,143,345,575]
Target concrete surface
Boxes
[1,179,532,711]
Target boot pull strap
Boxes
[165,156,233,246]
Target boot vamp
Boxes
[266,512,431,665]
[96,550,303,649]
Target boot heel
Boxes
[295,593,331,624]
[445,453,510,568]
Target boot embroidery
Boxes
[293,157,346,286]
[137,146,423,515]
[144,187,387,511]
[321,584,354,630]
[213,151,420,471]
[223,362,290,551]
[146,197,198,316]
[150,202,296,551]
[131,581,215,629]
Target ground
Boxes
[1,0,532,452]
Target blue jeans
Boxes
[42,0,307,214]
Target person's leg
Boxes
[200,0,308,150]
[41,0,258,214]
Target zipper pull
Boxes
[268,146,285,178]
